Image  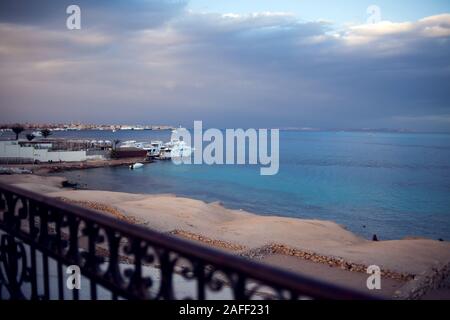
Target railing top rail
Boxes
[0,181,377,300]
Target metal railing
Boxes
[0,182,375,300]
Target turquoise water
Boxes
[51,130,450,240]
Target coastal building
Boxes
[0,140,87,163]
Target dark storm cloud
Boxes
[0,1,449,131]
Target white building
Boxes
[0,140,87,163]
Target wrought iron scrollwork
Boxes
[0,182,374,300]
[0,234,30,299]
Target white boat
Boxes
[134,142,153,150]
[170,140,193,159]
[158,146,172,160]
[158,138,193,160]
[32,131,43,137]
[120,140,137,148]
[147,141,163,157]
[118,131,193,160]
[156,127,194,160]
[120,141,152,150]
[129,162,144,169]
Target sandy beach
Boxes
[1,173,449,299]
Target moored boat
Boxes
[129,162,144,169]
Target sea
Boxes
[39,129,450,241]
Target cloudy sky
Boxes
[0,0,449,131]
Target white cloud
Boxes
[222,12,296,19]
[337,14,450,46]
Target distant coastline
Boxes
[2,123,450,135]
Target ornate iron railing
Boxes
[0,182,375,300]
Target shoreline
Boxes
[0,157,151,175]
[46,195,429,281]
[1,173,450,298]
[4,158,448,241]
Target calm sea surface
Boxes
[45,130,450,240]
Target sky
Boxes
[189,0,450,26]
[0,0,449,131]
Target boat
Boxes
[157,139,193,160]
[117,130,193,160]
[120,140,137,148]
[147,141,163,158]
[120,141,153,150]
[129,162,144,169]
[119,140,163,159]
[166,128,194,159]
[134,142,154,150]
[169,140,193,159]
[153,127,194,160]
[158,146,172,160]
[114,147,148,158]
